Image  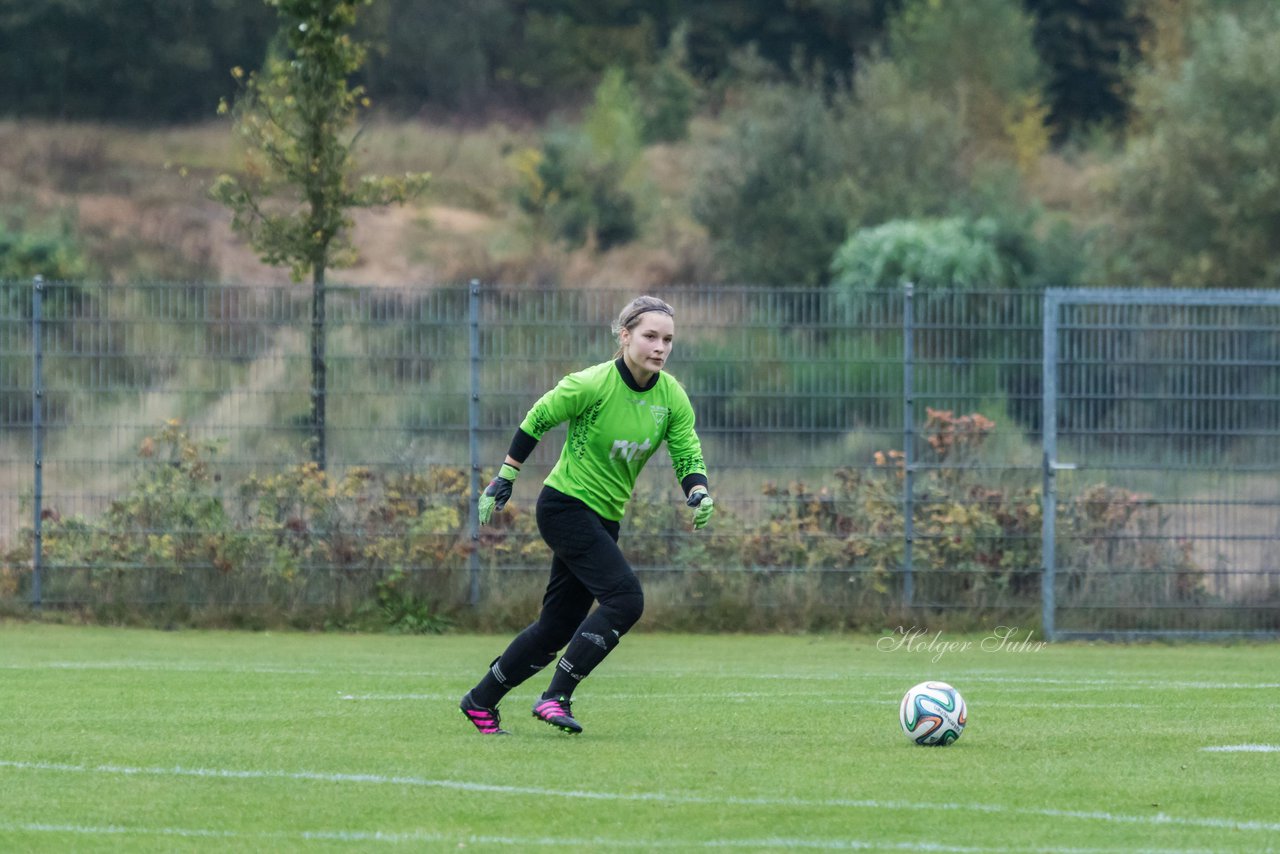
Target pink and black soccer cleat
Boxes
[532,694,582,734]
[460,691,510,735]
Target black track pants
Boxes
[470,486,644,706]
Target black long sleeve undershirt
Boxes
[506,427,538,465]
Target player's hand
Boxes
[479,463,520,524]
[687,489,714,530]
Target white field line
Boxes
[336,691,1148,709]
[3,661,1278,693]
[2,759,1278,836]
[0,661,332,675]
[1200,745,1280,753]
[0,822,1217,853]
[937,675,1280,691]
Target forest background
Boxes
[3,0,1279,293]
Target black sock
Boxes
[471,626,559,708]
[545,611,622,698]
[469,660,510,709]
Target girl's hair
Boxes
[612,296,674,356]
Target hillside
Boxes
[0,118,720,289]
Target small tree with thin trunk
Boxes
[212,0,429,470]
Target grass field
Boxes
[1,623,1278,852]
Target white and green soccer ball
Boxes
[899,681,967,746]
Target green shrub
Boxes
[0,217,89,282]
[837,60,972,229]
[691,76,849,286]
[513,68,646,250]
[2,414,1205,632]
[5,421,469,629]
[679,317,904,433]
[829,217,1060,433]
[692,58,979,288]
[830,218,1009,293]
[633,24,699,144]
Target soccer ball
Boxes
[899,681,967,746]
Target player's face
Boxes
[623,313,675,379]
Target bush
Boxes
[2,414,1198,635]
[0,217,89,282]
[692,57,981,288]
[836,60,972,229]
[513,68,647,250]
[679,315,904,433]
[830,218,1009,293]
[633,24,700,145]
[2,414,1205,632]
[692,76,850,286]
[4,421,469,630]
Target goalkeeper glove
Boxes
[479,463,520,524]
[687,489,715,530]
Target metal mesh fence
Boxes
[1043,289,1280,637]
[1,280,1276,635]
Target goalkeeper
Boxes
[460,295,714,736]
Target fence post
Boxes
[902,282,915,608]
[31,275,44,610]
[468,280,482,607]
[1040,290,1059,641]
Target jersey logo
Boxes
[610,437,652,462]
[650,406,668,428]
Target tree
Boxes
[0,0,275,122]
[887,0,1047,157]
[1023,0,1145,140]
[513,68,648,251]
[211,0,429,469]
[676,0,899,85]
[691,77,850,287]
[691,59,970,288]
[838,60,971,229]
[1106,6,1280,288]
[355,0,517,113]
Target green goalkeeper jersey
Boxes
[520,359,707,521]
